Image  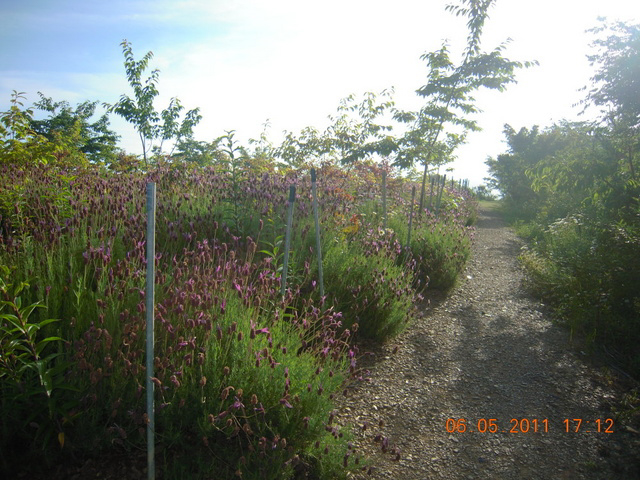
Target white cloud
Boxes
[2,0,640,184]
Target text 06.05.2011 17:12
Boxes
[445,418,615,433]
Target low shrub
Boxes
[388,208,473,291]
[321,237,416,342]
[519,215,640,376]
[0,266,71,471]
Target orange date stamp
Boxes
[446,418,614,433]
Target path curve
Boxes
[340,204,638,479]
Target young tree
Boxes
[395,0,535,210]
[275,90,398,169]
[104,39,202,166]
[276,126,330,169]
[172,137,222,166]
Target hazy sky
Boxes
[1,0,639,185]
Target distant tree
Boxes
[486,122,610,220]
[473,184,496,200]
[581,19,640,181]
[0,91,87,167]
[485,124,542,215]
[485,18,640,377]
[247,120,274,161]
[104,39,202,166]
[31,93,120,164]
[276,126,329,169]
[275,90,398,169]
[326,89,398,165]
[172,137,227,167]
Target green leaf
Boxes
[37,317,60,329]
[0,300,16,310]
[35,337,63,356]
[18,302,45,320]
[0,312,20,323]
[24,323,42,337]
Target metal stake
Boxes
[311,169,324,300]
[145,183,156,480]
[281,185,296,298]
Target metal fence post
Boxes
[311,169,324,300]
[382,170,387,229]
[407,185,416,250]
[145,183,156,480]
[436,174,446,217]
[428,175,435,212]
[281,185,296,298]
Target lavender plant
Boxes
[0,157,475,477]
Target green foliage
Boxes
[105,39,202,165]
[0,91,33,140]
[583,20,640,131]
[327,90,398,165]
[0,265,72,471]
[519,216,640,369]
[389,205,473,291]
[173,137,225,166]
[394,0,535,210]
[0,91,119,168]
[0,91,86,167]
[277,126,330,169]
[275,90,398,169]
[487,18,640,377]
[0,13,485,473]
[472,185,496,201]
[216,130,252,232]
[486,122,613,221]
[31,93,120,165]
[197,298,348,477]
[322,240,415,341]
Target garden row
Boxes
[0,160,476,478]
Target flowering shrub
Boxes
[404,208,473,290]
[0,161,474,477]
[321,240,416,341]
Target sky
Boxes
[1,0,639,186]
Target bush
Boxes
[519,215,640,375]
[321,238,416,342]
[388,207,473,291]
[0,161,474,476]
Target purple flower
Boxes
[230,397,245,410]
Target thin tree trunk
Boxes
[419,159,428,212]
[140,132,148,167]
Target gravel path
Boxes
[341,204,639,479]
